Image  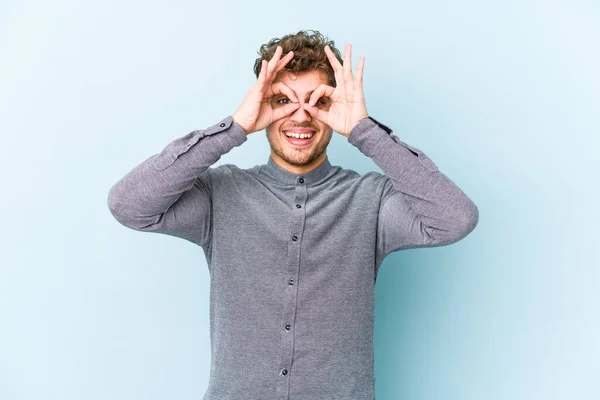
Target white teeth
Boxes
[285,131,313,139]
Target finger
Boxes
[269,45,283,66]
[355,56,365,92]
[324,45,344,87]
[266,46,283,81]
[324,45,343,73]
[274,50,294,75]
[308,84,335,106]
[258,59,268,83]
[271,82,298,103]
[342,44,353,81]
[254,60,269,94]
[302,103,329,123]
[272,102,300,121]
[354,57,365,85]
[263,82,274,100]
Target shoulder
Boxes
[203,163,261,182]
[325,164,391,197]
[214,163,261,175]
[332,164,389,186]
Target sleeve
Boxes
[106,116,248,248]
[347,116,479,262]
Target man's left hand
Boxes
[302,44,369,137]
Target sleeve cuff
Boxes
[347,116,392,155]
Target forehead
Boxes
[273,70,329,94]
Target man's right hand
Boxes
[232,46,300,135]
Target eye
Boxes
[315,98,329,107]
[277,97,291,105]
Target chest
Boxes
[211,176,381,265]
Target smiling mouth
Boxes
[283,129,316,138]
[282,129,316,146]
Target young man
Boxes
[108,30,479,400]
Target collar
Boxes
[263,154,332,185]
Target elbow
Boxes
[456,201,479,239]
[107,184,128,224]
[107,184,125,218]
[107,184,161,230]
[432,201,479,246]
[106,184,137,228]
[466,201,479,232]
[418,200,479,248]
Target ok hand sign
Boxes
[233,46,300,135]
[301,44,368,137]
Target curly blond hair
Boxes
[253,30,343,87]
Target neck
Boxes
[271,152,326,175]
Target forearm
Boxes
[107,116,247,228]
[348,117,479,239]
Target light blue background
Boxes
[1,0,598,399]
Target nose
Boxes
[289,101,312,123]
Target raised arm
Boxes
[107,118,247,247]
[348,117,479,259]
[107,45,300,247]
[301,43,478,265]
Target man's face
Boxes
[265,69,333,173]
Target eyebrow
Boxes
[275,90,316,98]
